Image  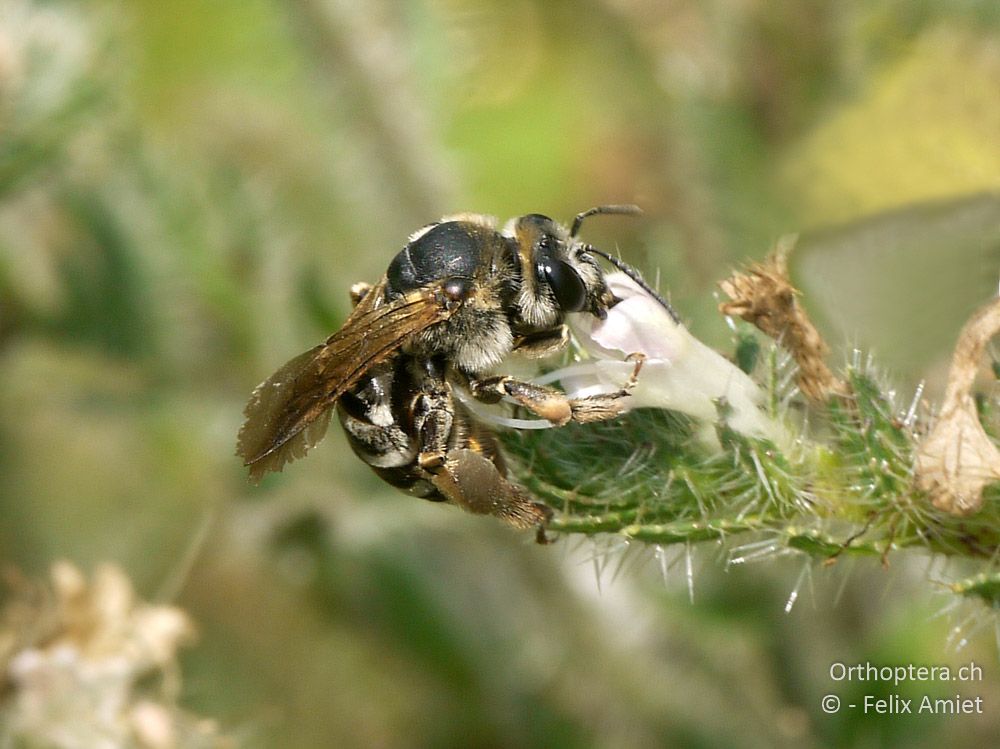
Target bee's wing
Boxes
[237,281,451,482]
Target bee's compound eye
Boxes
[443,277,472,301]
[541,260,587,312]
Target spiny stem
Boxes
[501,337,1000,574]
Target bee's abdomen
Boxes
[338,390,442,498]
[337,355,505,502]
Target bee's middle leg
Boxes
[467,355,644,425]
[569,354,645,422]
[412,391,453,474]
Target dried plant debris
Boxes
[915,297,1000,515]
[0,562,230,749]
[719,236,846,403]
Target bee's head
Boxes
[507,207,642,328]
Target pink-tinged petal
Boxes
[560,272,789,448]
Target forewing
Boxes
[237,284,449,481]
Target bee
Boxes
[237,205,661,542]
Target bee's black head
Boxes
[517,214,588,313]
[509,213,614,326]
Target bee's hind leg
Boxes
[349,281,374,307]
[349,282,373,307]
[415,402,553,543]
[429,449,553,542]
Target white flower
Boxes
[545,272,787,448]
[458,271,788,449]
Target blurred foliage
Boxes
[1,0,1000,747]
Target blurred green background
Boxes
[2,0,1000,746]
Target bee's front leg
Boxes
[466,355,644,425]
[512,325,570,359]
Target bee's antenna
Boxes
[588,247,681,324]
[570,204,642,238]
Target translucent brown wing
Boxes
[237,281,451,482]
